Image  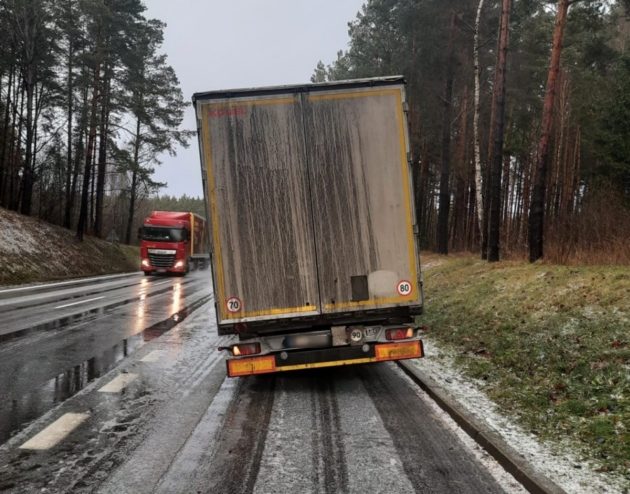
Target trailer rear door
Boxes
[198,94,321,324]
[303,86,420,314]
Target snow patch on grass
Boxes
[0,207,138,285]
[0,211,40,255]
[412,337,628,494]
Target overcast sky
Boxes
[143,0,364,198]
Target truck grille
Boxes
[148,253,176,268]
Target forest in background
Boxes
[0,0,191,245]
[314,0,630,264]
[1,0,629,263]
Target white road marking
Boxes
[140,350,164,362]
[98,373,138,393]
[0,272,139,295]
[54,296,105,309]
[19,412,90,450]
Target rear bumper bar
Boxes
[226,340,424,377]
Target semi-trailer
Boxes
[193,76,424,377]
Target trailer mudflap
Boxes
[226,340,424,377]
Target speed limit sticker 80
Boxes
[226,297,242,313]
[396,280,413,296]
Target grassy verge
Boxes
[419,253,629,476]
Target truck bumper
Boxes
[226,340,424,378]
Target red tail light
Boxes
[232,343,261,356]
[385,328,414,341]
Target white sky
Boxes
[143,0,364,198]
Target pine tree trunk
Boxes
[20,68,36,216]
[12,83,26,211]
[0,64,14,206]
[64,35,74,228]
[77,59,101,241]
[437,13,456,255]
[487,0,511,262]
[125,118,142,245]
[528,0,570,262]
[94,64,111,237]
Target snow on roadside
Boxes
[410,336,628,494]
[0,209,41,255]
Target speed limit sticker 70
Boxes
[226,297,242,313]
[397,280,413,296]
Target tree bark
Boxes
[0,64,14,205]
[63,18,74,228]
[487,0,511,262]
[77,58,101,241]
[436,13,456,255]
[125,118,142,244]
[473,0,486,257]
[528,0,570,262]
[20,67,36,215]
[94,63,111,237]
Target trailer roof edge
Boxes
[192,76,406,103]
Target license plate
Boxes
[157,268,166,273]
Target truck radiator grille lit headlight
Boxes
[232,343,261,356]
[147,253,176,268]
[385,328,414,341]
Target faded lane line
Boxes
[54,296,105,309]
[98,373,138,393]
[19,412,90,450]
[140,350,165,362]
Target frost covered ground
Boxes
[411,336,628,493]
[0,207,138,285]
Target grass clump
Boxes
[419,253,630,477]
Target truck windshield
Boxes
[141,227,186,242]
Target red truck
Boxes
[139,211,209,276]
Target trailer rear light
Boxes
[385,328,414,341]
[232,343,261,356]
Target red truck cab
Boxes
[139,211,208,276]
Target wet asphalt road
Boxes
[0,271,213,446]
[0,275,523,494]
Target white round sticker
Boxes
[226,297,242,313]
[397,280,413,296]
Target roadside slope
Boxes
[0,207,138,285]
[418,253,629,480]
